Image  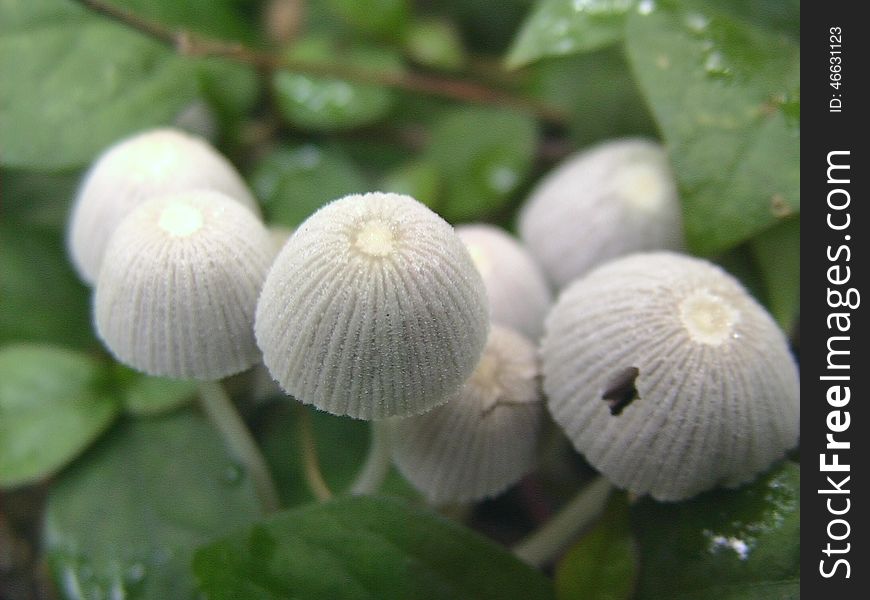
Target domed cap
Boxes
[456,224,552,340]
[255,192,490,420]
[390,325,543,504]
[518,138,683,288]
[68,127,260,285]
[94,190,274,380]
[541,252,799,501]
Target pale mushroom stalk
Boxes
[198,381,280,512]
[512,476,613,567]
[349,421,393,496]
[298,405,333,502]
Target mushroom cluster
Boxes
[67,128,799,508]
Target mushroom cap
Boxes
[94,190,273,380]
[255,192,490,420]
[456,224,552,340]
[390,325,543,504]
[518,138,683,288]
[68,127,260,285]
[541,252,800,501]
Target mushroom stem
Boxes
[197,381,280,512]
[349,421,393,496]
[298,405,333,502]
[512,476,613,567]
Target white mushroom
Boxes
[255,192,490,420]
[391,325,543,504]
[456,224,552,340]
[518,138,683,288]
[68,127,260,285]
[94,190,273,380]
[541,252,800,501]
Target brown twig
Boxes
[71,0,568,124]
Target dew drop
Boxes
[684,13,710,35]
[487,165,519,193]
[637,0,656,15]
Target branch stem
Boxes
[71,0,567,123]
[513,477,613,567]
[197,381,280,513]
[349,421,393,496]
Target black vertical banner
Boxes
[802,3,868,597]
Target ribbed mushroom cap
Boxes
[68,127,260,285]
[518,138,683,288]
[541,252,800,501]
[456,224,552,340]
[391,325,543,504]
[94,191,273,380]
[255,192,490,420]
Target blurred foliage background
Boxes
[1,0,798,599]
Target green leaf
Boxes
[625,3,800,254]
[251,144,369,228]
[272,38,402,131]
[631,462,799,599]
[0,223,96,349]
[750,218,799,335]
[112,365,198,416]
[426,107,537,223]
[0,0,257,169]
[526,48,657,146]
[405,18,467,71]
[0,344,119,488]
[259,403,418,507]
[43,409,261,600]
[327,0,410,37]
[381,160,442,210]
[0,168,82,230]
[194,495,556,600]
[507,0,635,68]
[555,494,638,600]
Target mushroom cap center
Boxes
[353,218,396,257]
[617,163,666,213]
[679,289,739,345]
[157,201,205,237]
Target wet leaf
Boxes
[631,462,799,599]
[0,344,119,488]
[507,0,635,68]
[44,409,261,600]
[625,3,800,254]
[194,495,556,600]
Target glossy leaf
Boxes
[43,410,261,600]
[251,144,369,228]
[507,0,635,68]
[631,462,799,599]
[426,107,537,223]
[750,218,799,336]
[194,495,556,600]
[625,3,800,254]
[0,223,95,349]
[272,38,402,131]
[0,344,119,488]
[555,495,638,600]
[0,0,257,169]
